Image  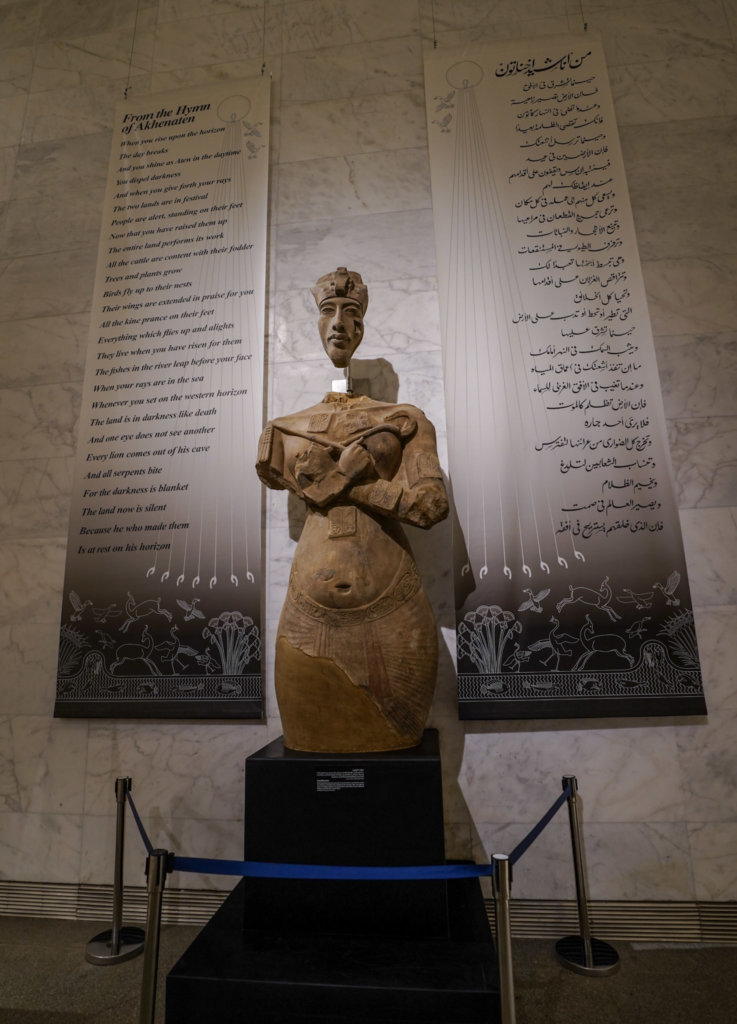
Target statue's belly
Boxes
[291,507,407,608]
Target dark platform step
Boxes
[166,874,500,1024]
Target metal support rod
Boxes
[556,775,619,976]
[492,853,516,1024]
[564,775,593,967]
[86,776,144,966]
[139,848,171,1024]
[111,776,130,953]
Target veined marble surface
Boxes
[0,0,736,905]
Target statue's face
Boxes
[317,296,364,368]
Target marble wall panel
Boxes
[427,16,572,51]
[0,382,81,461]
[421,0,570,32]
[0,715,88,814]
[37,0,141,42]
[12,133,111,201]
[0,810,82,883]
[676,708,737,823]
[726,0,737,37]
[0,146,17,201]
[459,726,687,824]
[688,821,737,900]
[280,36,423,105]
[0,537,66,627]
[0,314,88,387]
[276,148,430,225]
[152,10,283,72]
[81,811,243,891]
[149,56,278,95]
[0,94,26,149]
[82,720,274,822]
[158,1,268,22]
[680,508,737,607]
[667,417,737,508]
[0,456,75,540]
[280,0,419,53]
[275,209,437,292]
[0,0,42,51]
[22,80,149,145]
[629,184,737,262]
[654,335,737,419]
[0,46,32,98]
[689,606,737,711]
[0,248,96,321]
[590,1,732,66]
[0,188,106,257]
[620,117,737,190]
[477,819,695,900]
[643,256,737,336]
[610,56,737,125]
[0,622,60,716]
[31,27,154,93]
[279,90,427,164]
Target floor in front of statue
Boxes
[1,916,736,1023]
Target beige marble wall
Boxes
[1,0,735,905]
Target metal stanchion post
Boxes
[139,848,172,1024]
[492,853,516,1024]
[556,774,619,976]
[86,776,146,965]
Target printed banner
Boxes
[55,78,270,718]
[424,37,705,719]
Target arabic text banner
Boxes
[424,37,705,719]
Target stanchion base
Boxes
[555,935,619,976]
[86,926,145,965]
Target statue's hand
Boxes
[337,440,374,482]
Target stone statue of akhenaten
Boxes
[257,268,448,752]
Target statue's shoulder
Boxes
[269,398,331,430]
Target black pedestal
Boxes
[241,731,448,937]
[166,731,500,1023]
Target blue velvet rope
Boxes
[125,789,153,854]
[126,779,573,881]
[171,856,493,880]
[508,782,572,867]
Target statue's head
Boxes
[311,267,368,368]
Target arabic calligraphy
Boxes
[495,51,593,78]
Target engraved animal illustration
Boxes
[625,617,651,640]
[92,604,122,623]
[177,597,206,621]
[110,626,161,675]
[434,90,456,111]
[120,592,173,632]
[617,588,653,610]
[556,576,620,621]
[572,615,635,670]
[518,587,550,614]
[528,615,577,670]
[503,642,532,672]
[69,590,92,621]
[155,625,198,674]
[653,570,681,606]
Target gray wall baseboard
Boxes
[1,881,735,943]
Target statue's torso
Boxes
[274,394,417,608]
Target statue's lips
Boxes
[328,335,348,346]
